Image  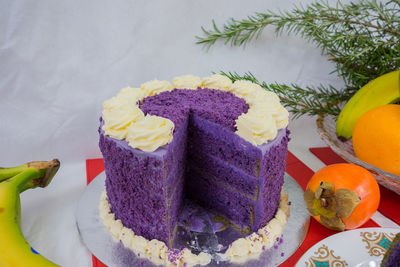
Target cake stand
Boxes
[75,172,310,266]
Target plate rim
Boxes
[76,171,311,267]
[295,226,400,267]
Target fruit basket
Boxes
[316,113,400,195]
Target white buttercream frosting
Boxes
[102,76,289,151]
[249,97,289,130]
[102,104,145,140]
[243,89,280,106]
[117,87,147,103]
[235,108,278,146]
[126,115,174,152]
[141,79,173,96]
[173,75,202,89]
[220,191,290,263]
[99,190,289,266]
[201,74,232,91]
[99,191,212,266]
[229,80,262,99]
[229,79,289,144]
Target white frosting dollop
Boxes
[99,190,289,266]
[173,75,202,89]
[98,191,212,266]
[229,79,289,144]
[146,239,168,265]
[229,80,261,99]
[103,96,124,111]
[201,74,232,91]
[102,76,289,152]
[141,79,173,96]
[117,87,147,104]
[243,89,280,106]
[220,191,290,263]
[102,104,145,140]
[250,98,289,130]
[168,248,211,267]
[235,108,278,146]
[126,115,174,152]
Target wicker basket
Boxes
[316,113,400,195]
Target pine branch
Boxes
[197,0,400,117]
[219,71,353,118]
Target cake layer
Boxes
[99,119,188,245]
[187,152,259,199]
[254,127,290,230]
[167,176,184,247]
[185,165,256,232]
[187,114,262,176]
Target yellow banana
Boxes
[0,160,60,267]
[336,70,400,139]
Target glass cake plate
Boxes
[75,172,310,266]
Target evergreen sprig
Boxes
[219,71,353,118]
[197,0,400,117]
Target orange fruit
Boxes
[352,104,400,175]
[305,164,380,230]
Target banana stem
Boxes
[0,164,27,182]
[5,160,60,192]
[6,168,43,192]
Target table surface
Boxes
[0,1,399,267]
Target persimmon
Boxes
[304,163,380,231]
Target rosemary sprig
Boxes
[220,71,353,118]
[197,0,400,117]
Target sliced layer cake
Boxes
[99,75,290,248]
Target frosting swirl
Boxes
[250,101,289,130]
[243,89,280,106]
[173,75,202,89]
[141,79,173,96]
[229,80,261,99]
[102,104,145,140]
[235,109,278,146]
[99,191,212,266]
[99,189,288,266]
[126,115,174,152]
[102,76,289,150]
[201,74,232,91]
[117,87,146,103]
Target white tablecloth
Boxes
[1,1,397,266]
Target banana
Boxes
[336,70,400,139]
[0,159,60,267]
[0,164,29,182]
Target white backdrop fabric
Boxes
[3,0,390,266]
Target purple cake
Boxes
[382,233,400,267]
[99,82,290,248]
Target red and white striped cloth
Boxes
[85,147,400,267]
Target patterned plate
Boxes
[296,227,400,267]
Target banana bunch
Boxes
[336,70,400,139]
[0,159,60,267]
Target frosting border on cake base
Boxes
[99,190,290,266]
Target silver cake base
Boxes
[75,172,310,266]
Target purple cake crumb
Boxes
[99,88,290,249]
[281,252,285,257]
[140,88,249,132]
